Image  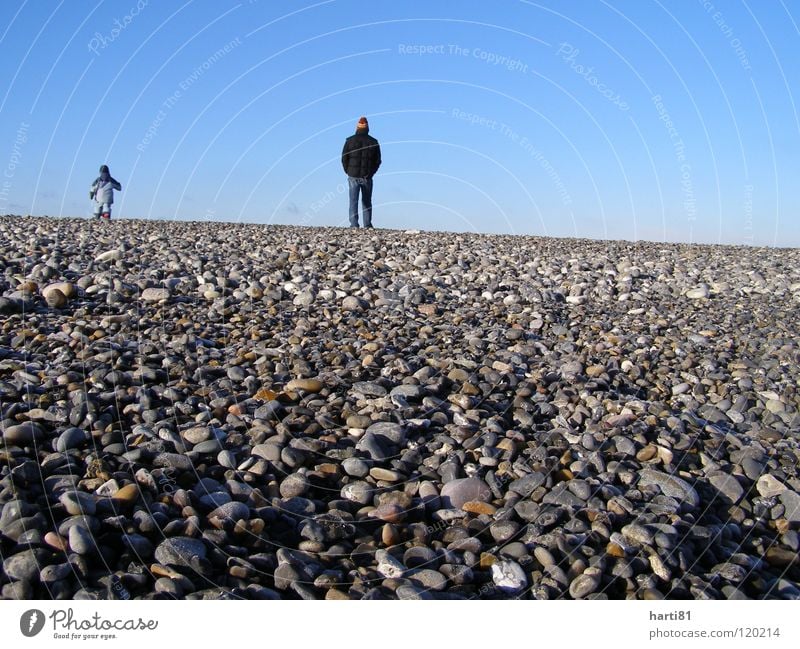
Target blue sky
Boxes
[0,0,798,246]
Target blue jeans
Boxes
[348,176,373,227]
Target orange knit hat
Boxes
[356,116,369,130]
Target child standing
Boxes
[89,164,122,219]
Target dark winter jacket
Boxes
[342,129,381,179]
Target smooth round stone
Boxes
[355,432,391,460]
[280,497,317,517]
[286,378,323,393]
[622,524,654,546]
[55,427,89,452]
[68,525,95,555]
[513,501,540,522]
[40,562,73,583]
[533,546,556,567]
[637,470,699,508]
[375,549,406,578]
[569,572,600,599]
[153,452,193,472]
[341,481,373,505]
[60,491,97,516]
[141,287,170,302]
[42,281,76,299]
[3,549,46,581]
[341,296,363,312]
[2,422,45,446]
[183,426,211,445]
[440,563,474,585]
[209,501,250,522]
[216,450,238,469]
[369,467,404,482]
[449,537,483,553]
[508,472,546,497]
[686,286,709,299]
[113,483,141,505]
[491,559,528,594]
[440,477,491,509]
[280,473,310,498]
[364,421,406,445]
[155,537,207,566]
[369,503,406,523]
[281,447,306,469]
[58,515,100,537]
[122,533,154,557]
[567,479,593,501]
[498,542,528,560]
[396,585,433,600]
[154,577,182,596]
[95,249,122,262]
[408,569,447,591]
[342,457,370,478]
[346,415,372,429]
[404,546,439,569]
[6,570,41,597]
[45,288,67,308]
[193,440,223,455]
[353,381,388,397]
[382,523,400,546]
[44,531,68,551]
[462,500,497,515]
[198,491,231,509]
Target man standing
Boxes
[342,116,381,228]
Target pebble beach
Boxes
[1,215,799,600]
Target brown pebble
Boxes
[112,483,140,504]
[286,378,323,393]
[765,547,798,568]
[636,445,658,462]
[369,467,404,482]
[254,388,278,401]
[496,438,517,454]
[44,288,67,308]
[480,552,497,568]
[642,588,664,600]
[369,503,406,524]
[418,304,438,316]
[773,518,790,535]
[606,542,626,558]
[150,564,182,578]
[44,532,68,552]
[381,523,400,546]
[316,464,340,476]
[325,589,350,600]
[462,500,497,515]
[229,565,250,579]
